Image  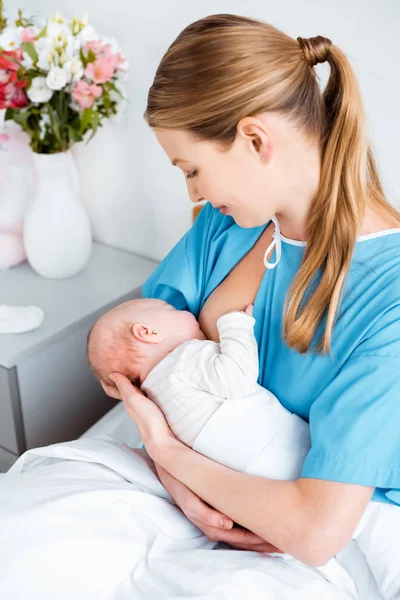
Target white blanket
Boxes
[0,434,382,600]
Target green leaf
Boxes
[36,25,47,40]
[8,107,30,127]
[52,118,61,142]
[86,49,96,63]
[90,111,100,130]
[67,125,83,143]
[15,9,35,28]
[103,92,111,110]
[21,42,38,63]
[80,107,93,133]
[79,48,88,68]
[107,81,122,96]
[85,112,102,144]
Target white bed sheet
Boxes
[0,403,382,599]
[82,403,382,599]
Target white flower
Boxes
[76,24,98,44]
[50,11,65,24]
[46,20,71,40]
[71,13,89,35]
[27,77,53,103]
[61,35,79,63]
[39,113,51,140]
[41,113,51,125]
[46,66,67,90]
[36,37,54,71]
[21,51,34,70]
[64,58,84,82]
[0,26,22,51]
[101,36,120,54]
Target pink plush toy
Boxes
[0,218,26,270]
[0,127,32,270]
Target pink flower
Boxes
[0,51,28,109]
[72,80,102,109]
[9,86,28,108]
[0,51,20,72]
[110,52,126,71]
[83,40,103,56]
[0,82,28,109]
[21,28,36,43]
[101,44,126,71]
[83,40,126,83]
[84,55,115,84]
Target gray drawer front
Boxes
[0,366,22,454]
[17,325,117,450]
[0,445,17,472]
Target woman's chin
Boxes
[232,215,264,229]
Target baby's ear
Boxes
[132,323,163,343]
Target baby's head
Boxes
[87,298,205,396]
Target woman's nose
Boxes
[187,187,203,204]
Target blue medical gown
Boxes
[142,202,400,505]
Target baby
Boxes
[87,298,399,599]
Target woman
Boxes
[108,12,400,577]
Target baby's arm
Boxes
[182,306,259,399]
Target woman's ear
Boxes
[236,116,272,164]
[132,323,163,343]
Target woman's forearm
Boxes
[110,374,372,566]
[156,438,314,562]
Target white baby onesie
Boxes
[141,311,310,472]
[141,311,400,600]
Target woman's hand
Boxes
[154,461,283,553]
[109,372,177,451]
[109,372,283,554]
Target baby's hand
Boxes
[245,304,254,317]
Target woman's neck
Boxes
[274,138,320,242]
[359,202,400,236]
[276,190,400,243]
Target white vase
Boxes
[24,150,92,279]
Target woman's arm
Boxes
[109,371,374,566]
[152,437,374,567]
[153,462,284,553]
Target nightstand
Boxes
[0,243,157,471]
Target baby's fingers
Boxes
[245,304,254,317]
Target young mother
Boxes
[109,13,400,570]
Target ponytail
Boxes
[284,37,399,353]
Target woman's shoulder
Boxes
[345,232,400,355]
[351,230,400,292]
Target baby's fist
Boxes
[245,304,254,317]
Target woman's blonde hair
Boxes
[144,14,399,354]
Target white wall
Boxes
[9,0,400,260]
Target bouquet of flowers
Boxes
[0,5,128,153]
